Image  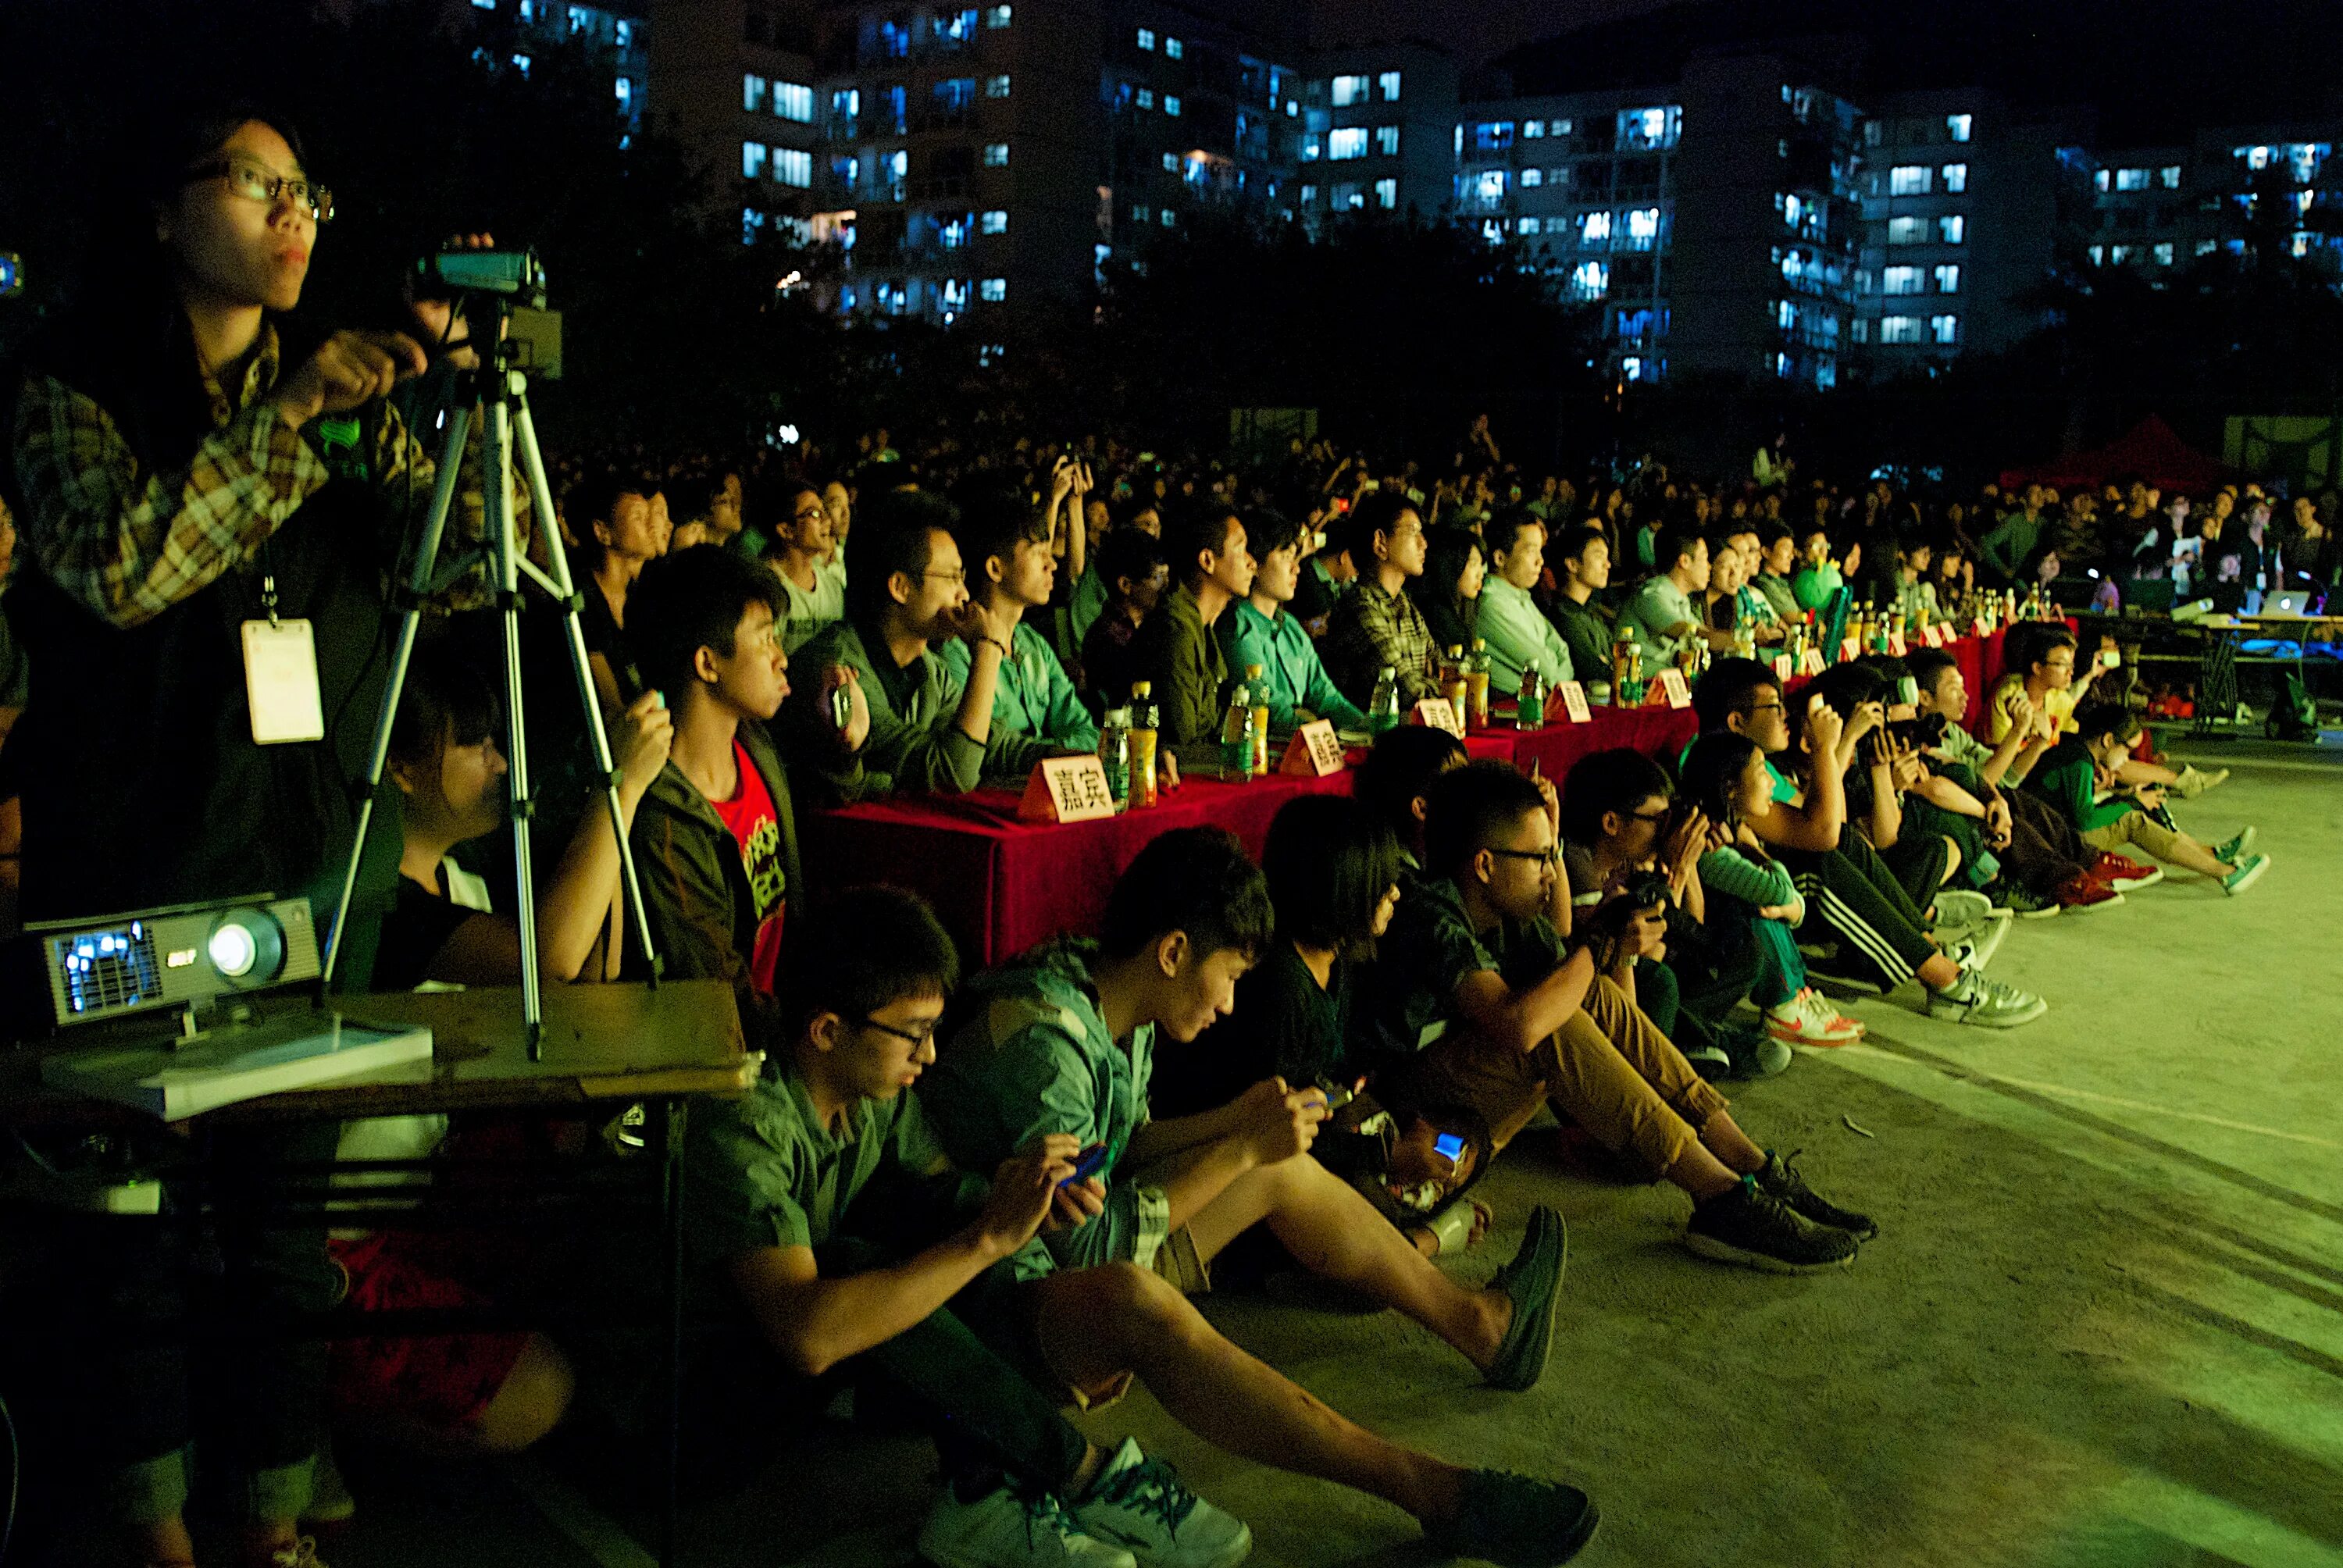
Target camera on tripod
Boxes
[414,246,547,308]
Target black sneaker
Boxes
[1684,1177,1858,1273]
[1757,1151,1877,1241]
[1422,1469,1599,1567]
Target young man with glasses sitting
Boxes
[1370,761,1878,1273]
[783,487,1036,800]
[936,482,1103,763]
[758,476,846,653]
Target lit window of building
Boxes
[1300,134,1321,162]
[1162,151,1179,173]
[1132,204,1150,222]
[2115,167,2149,191]
[1571,260,1608,299]
[1332,74,1370,107]
[742,142,767,179]
[773,148,811,187]
[1378,70,1401,101]
[1519,216,1541,235]
[983,142,1009,166]
[1889,165,1931,196]
[1136,87,1154,109]
[1929,314,1958,344]
[1580,209,1611,244]
[1164,95,1180,116]
[1136,27,1154,50]
[1942,162,1968,193]
[985,75,1011,98]
[1472,121,1515,151]
[1164,37,1182,59]
[1374,177,1396,208]
[1938,214,1966,244]
[1616,105,1681,151]
[981,209,1007,233]
[1626,207,1660,248]
[1522,119,1543,140]
[1521,168,1543,188]
[1945,113,1972,142]
[744,73,769,113]
[1933,263,1961,293]
[1328,127,1366,161]
[1880,315,1922,344]
[2159,164,2181,187]
[1883,265,1924,294]
[1887,216,1924,245]
[1375,125,1400,157]
[2154,242,2175,265]
[774,82,813,122]
[980,277,1006,301]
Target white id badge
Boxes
[242,618,326,744]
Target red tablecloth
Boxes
[805,770,1353,967]
[807,632,2014,967]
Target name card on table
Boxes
[1280,719,1348,777]
[1888,631,1908,657]
[1838,636,1861,665]
[1657,669,1692,709]
[1921,622,1948,648]
[1556,680,1592,724]
[1772,654,1794,682]
[1974,615,1992,638]
[1797,647,1828,677]
[1018,755,1120,823]
[1410,697,1464,737]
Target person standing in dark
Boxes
[5,102,493,1567]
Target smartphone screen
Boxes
[1432,1132,1467,1163]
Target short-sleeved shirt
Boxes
[769,557,846,654]
[686,1066,1049,1278]
[1150,943,1350,1121]
[1617,576,1696,677]
[1987,675,2076,743]
[708,739,787,995]
[371,857,494,991]
[1362,875,1565,1064]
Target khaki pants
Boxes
[1390,975,1730,1175]
[2081,810,2187,862]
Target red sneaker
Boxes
[2086,852,2164,890]
[2054,874,2126,912]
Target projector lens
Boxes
[209,924,259,977]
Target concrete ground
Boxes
[326,736,2343,1568]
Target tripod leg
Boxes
[321,402,476,989]
[511,394,663,982]
[484,390,546,1057]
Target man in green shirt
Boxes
[1478,511,1575,698]
[921,828,1569,1393]
[1132,504,1253,745]
[1546,527,1615,686]
[2024,701,2266,893]
[1789,523,1849,614]
[1752,522,1802,624]
[1217,509,1364,731]
[784,489,1041,801]
[691,884,1604,1568]
[1979,490,2047,586]
[938,485,1100,765]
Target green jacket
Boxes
[920,939,1168,1271]
[783,617,1034,800]
[1218,599,1364,731]
[1131,583,1229,747]
[2023,739,2132,833]
[627,719,806,1048]
[936,619,1098,761]
[1981,514,2043,583]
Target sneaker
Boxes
[1684,1176,1859,1273]
[2221,853,2270,896]
[924,1483,1143,1568]
[1482,1206,1566,1392]
[2052,874,2125,914]
[1068,1443,1250,1568]
[266,1543,329,1568]
[1421,1469,1600,1567]
[1758,1151,1878,1241]
[1942,914,2009,970]
[2086,852,2163,891]
[1680,1039,1733,1074]
[1717,1021,1793,1079]
[2175,764,2230,798]
[2000,885,2063,920]
[1931,888,1995,931]
[1765,988,1866,1046]
[2212,826,2257,865]
[1924,969,2048,1028]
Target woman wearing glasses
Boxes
[4,103,487,1568]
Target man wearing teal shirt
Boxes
[938,488,1099,763]
[1478,511,1574,697]
[1218,510,1365,730]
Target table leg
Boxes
[657,1096,689,1567]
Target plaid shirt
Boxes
[10,323,457,629]
[1322,576,1440,706]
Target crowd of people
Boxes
[0,102,2297,1568]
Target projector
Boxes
[30,895,320,1029]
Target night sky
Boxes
[1305,0,1678,63]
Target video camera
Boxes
[413,246,547,308]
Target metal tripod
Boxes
[321,295,660,1057]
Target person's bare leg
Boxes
[2153,833,2231,878]
[1917,952,1962,990]
[1696,1110,1768,1178]
[1182,1156,1511,1371]
[1664,1138,1743,1199]
[468,1335,575,1455]
[1031,1265,1470,1524]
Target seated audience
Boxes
[1544,526,1615,685]
[1477,509,1577,699]
[1370,761,1874,1271]
[937,483,1100,761]
[576,469,671,709]
[1218,508,1367,732]
[1132,504,1254,745]
[1322,490,1443,705]
[1617,525,1728,677]
[920,828,1570,1392]
[1410,526,1485,657]
[2024,701,2269,895]
[1078,526,1169,709]
[680,886,1602,1568]
[1750,522,1801,623]
[786,489,1039,800]
[758,478,845,654]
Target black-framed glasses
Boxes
[1485,844,1560,867]
[1626,808,1671,825]
[1747,700,1785,715]
[184,157,333,223]
[921,568,968,585]
[861,1015,937,1049]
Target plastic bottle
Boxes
[1465,639,1492,729]
[1367,667,1403,733]
[1244,663,1271,775]
[1517,664,1546,731]
[1440,644,1468,715]
[1129,681,1160,807]
[1097,707,1132,808]
[1219,683,1256,782]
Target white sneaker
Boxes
[1925,970,2047,1028]
[921,1484,1139,1568]
[1069,1439,1252,1568]
[1766,988,1864,1046]
[1932,889,1994,930]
